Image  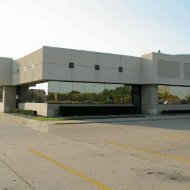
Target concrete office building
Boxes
[0,46,190,117]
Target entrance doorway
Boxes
[132,85,141,114]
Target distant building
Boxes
[0,46,190,116]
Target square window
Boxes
[118,67,123,72]
[69,62,74,68]
[95,65,100,70]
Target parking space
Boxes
[0,116,190,190]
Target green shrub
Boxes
[11,108,37,116]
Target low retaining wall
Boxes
[19,103,48,116]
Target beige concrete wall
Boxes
[42,46,142,84]
[184,63,190,80]
[154,53,190,86]
[0,58,13,85]
[141,53,156,84]
[141,53,190,86]
[158,60,180,79]
[120,56,141,84]
[12,48,43,85]
[9,47,190,87]
[19,103,47,116]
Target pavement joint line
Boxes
[166,133,190,141]
[0,158,35,189]
[107,141,190,164]
[99,143,181,169]
[29,148,113,190]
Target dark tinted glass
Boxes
[20,82,48,103]
[158,85,190,104]
[48,81,132,104]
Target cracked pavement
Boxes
[0,115,190,190]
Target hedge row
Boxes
[11,108,37,116]
[161,110,190,115]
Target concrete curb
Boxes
[24,115,190,133]
[53,115,190,125]
[1,113,190,133]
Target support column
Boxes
[141,85,158,115]
[3,86,16,112]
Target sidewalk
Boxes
[53,114,190,125]
[0,112,190,126]
[0,113,31,125]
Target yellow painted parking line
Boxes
[29,148,112,190]
[166,133,190,141]
[107,141,190,164]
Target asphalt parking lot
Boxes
[0,115,190,190]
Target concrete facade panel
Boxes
[0,58,12,85]
[43,63,72,81]
[154,53,190,86]
[121,56,141,71]
[33,63,43,81]
[121,70,140,84]
[98,53,120,67]
[42,47,142,84]
[43,47,71,65]
[13,48,43,84]
[158,60,180,79]
[94,68,121,83]
[184,63,190,80]
[72,50,97,66]
[141,53,155,84]
[19,103,47,116]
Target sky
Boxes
[0,0,190,58]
